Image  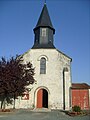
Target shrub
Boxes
[72,105,81,112]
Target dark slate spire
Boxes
[34,3,55,33]
[32,3,55,49]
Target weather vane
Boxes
[44,0,46,4]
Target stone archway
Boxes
[37,89,48,108]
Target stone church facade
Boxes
[12,3,72,110]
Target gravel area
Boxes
[0,109,90,120]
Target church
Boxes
[15,3,72,110]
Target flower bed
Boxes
[0,108,15,113]
[1,109,11,112]
[67,111,81,116]
[65,106,89,116]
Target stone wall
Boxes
[20,48,72,110]
[1,48,72,110]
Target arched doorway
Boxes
[37,89,48,108]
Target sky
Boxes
[0,0,90,85]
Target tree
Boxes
[0,56,35,109]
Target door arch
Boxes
[37,89,48,108]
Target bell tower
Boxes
[32,3,55,49]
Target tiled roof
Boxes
[72,83,90,89]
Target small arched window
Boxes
[40,57,46,74]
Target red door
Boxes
[37,89,43,108]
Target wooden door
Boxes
[37,89,43,108]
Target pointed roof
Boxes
[34,3,55,33]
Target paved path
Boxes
[0,109,90,120]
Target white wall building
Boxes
[11,3,72,110]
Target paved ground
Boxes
[0,109,90,120]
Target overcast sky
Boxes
[0,0,90,84]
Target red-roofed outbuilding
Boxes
[71,83,90,110]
